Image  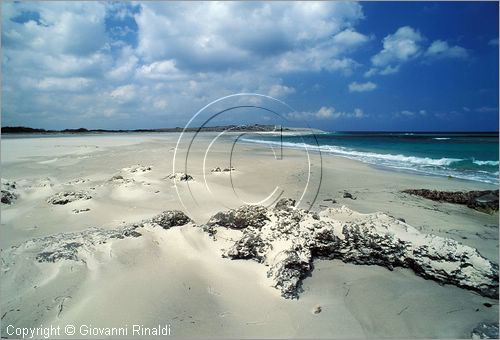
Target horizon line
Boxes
[1,125,499,134]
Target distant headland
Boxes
[1,125,293,134]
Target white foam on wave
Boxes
[242,138,462,166]
[320,145,461,166]
[473,160,499,166]
[433,137,451,140]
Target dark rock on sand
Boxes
[471,322,499,339]
[127,165,152,173]
[224,231,267,262]
[1,179,18,205]
[343,192,356,200]
[211,167,235,173]
[47,191,92,205]
[5,210,192,265]
[1,190,18,205]
[402,189,499,213]
[151,210,192,229]
[267,247,312,298]
[36,242,83,263]
[73,208,90,214]
[167,173,194,182]
[32,224,144,263]
[206,205,269,230]
[123,230,142,238]
[274,198,296,212]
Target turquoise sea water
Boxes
[242,132,499,185]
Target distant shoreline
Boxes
[0,125,295,134]
[1,126,497,135]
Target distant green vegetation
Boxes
[1,124,289,134]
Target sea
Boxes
[241,132,499,185]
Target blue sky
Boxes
[2,1,499,131]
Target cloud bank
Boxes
[2,2,371,128]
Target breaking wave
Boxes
[240,138,499,184]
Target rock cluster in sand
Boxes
[1,179,18,205]
[109,174,135,184]
[204,198,499,299]
[66,178,89,185]
[47,191,92,205]
[122,165,152,173]
[3,211,192,266]
[167,173,194,182]
[471,322,499,339]
[403,189,499,213]
[211,167,235,173]
[152,210,192,229]
[2,199,498,302]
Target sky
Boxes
[2,1,499,131]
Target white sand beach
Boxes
[1,133,498,339]
[2,0,499,338]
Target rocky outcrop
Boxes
[151,210,192,229]
[32,225,142,263]
[343,192,356,200]
[109,174,135,184]
[211,167,235,172]
[267,247,313,298]
[122,164,152,173]
[166,173,194,182]
[66,178,90,185]
[3,210,193,267]
[224,231,267,262]
[206,205,269,231]
[1,179,18,205]
[108,165,152,184]
[47,191,92,205]
[205,198,499,299]
[4,200,498,301]
[36,241,85,263]
[471,322,499,339]
[403,189,499,213]
[274,198,297,212]
[72,208,90,214]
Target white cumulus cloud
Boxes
[425,40,468,59]
[348,81,377,92]
[371,26,423,67]
[268,84,296,98]
[366,26,468,77]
